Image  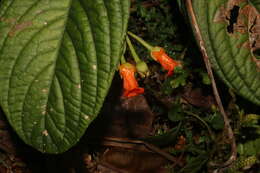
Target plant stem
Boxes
[127,31,153,51]
[186,0,236,170]
[126,36,141,63]
[184,111,215,140]
[121,55,126,64]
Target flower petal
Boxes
[151,47,181,76]
[119,63,144,98]
[123,87,144,98]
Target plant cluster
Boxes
[125,0,260,172]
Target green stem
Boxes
[121,55,126,64]
[127,31,153,51]
[184,111,215,140]
[126,36,141,63]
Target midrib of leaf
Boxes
[38,0,112,152]
[41,0,128,153]
[43,1,94,152]
[80,0,111,116]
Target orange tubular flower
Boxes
[127,32,182,76]
[119,63,144,98]
[151,47,181,76]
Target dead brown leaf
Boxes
[85,94,155,139]
[100,148,168,173]
[182,88,215,109]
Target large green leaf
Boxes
[249,0,260,11]
[186,0,260,105]
[0,0,130,153]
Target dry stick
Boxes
[185,0,237,169]
[99,162,128,173]
[101,137,178,163]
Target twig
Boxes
[185,0,237,170]
[89,136,178,163]
[104,137,177,163]
[184,111,215,140]
[99,161,128,173]
[172,150,185,168]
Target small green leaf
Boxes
[143,122,182,147]
[168,105,185,122]
[205,113,224,130]
[237,138,260,156]
[200,72,211,85]
[170,71,188,89]
[0,0,130,153]
[179,153,209,173]
[242,114,260,127]
[227,156,257,173]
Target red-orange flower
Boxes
[119,63,144,98]
[151,47,181,76]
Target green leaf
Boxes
[205,112,224,130]
[187,0,260,105]
[143,122,182,147]
[168,105,185,122]
[227,156,257,173]
[237,138,260,156]
[179,153,209,173]
[170,70,188,89]
[0,0,130,153]
[199,71,211,85]
[249,0,260,12]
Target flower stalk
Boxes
[127,31,153,51]
[126,36,149,78]
[127,31,182,76]
[126,36,141,63]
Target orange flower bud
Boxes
[151,47,181,76]
[119,63,144,98]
